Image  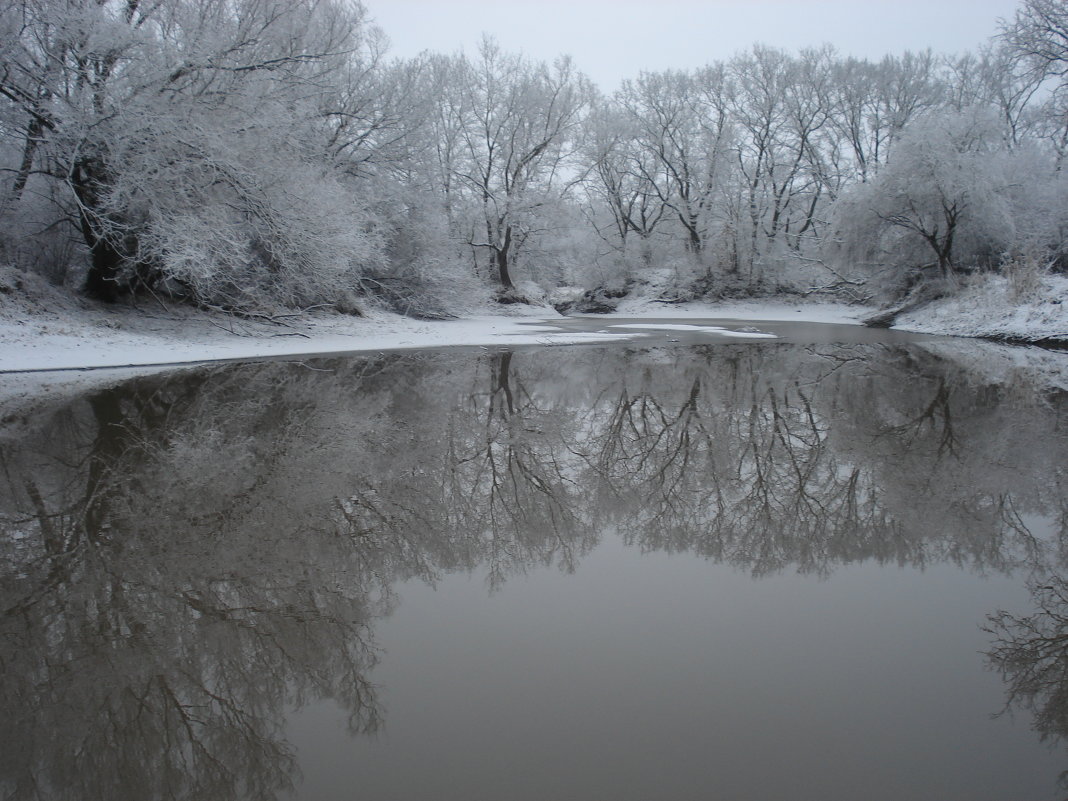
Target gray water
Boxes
[1,324,1066,800]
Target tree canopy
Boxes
[1,0,1066,312]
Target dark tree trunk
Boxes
[496,225,514,289]
[82,238,127,302]
[71,157,129,302]
[10,115,47,203]
[685,222,702,254]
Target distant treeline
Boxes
[1,0,1066,313]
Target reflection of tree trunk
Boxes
[79,374,211,544]
[889,378,956,455]
[59,376,195,549]
[2,387,130,619]
[491,351,515,415]
[23,479,61,557]
[83,389,129,538]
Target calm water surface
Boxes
[1,322,1066,800]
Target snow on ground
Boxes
[0,283,859,427]
[0,264,869,376]
[2,257,1065,417]
[893,272,1068,343]
[0,275,878,420]
[0,306,636,373]
[1,268,1066,439]
[613,296,870,325]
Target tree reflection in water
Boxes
[987,574,1068,793]
[0,339,1065,799]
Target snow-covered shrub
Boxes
[1003,252,1052,303]
[366,181,488,317]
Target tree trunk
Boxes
[10,115,46,204]
[684,217,702,254]
[496,225,514,288]
[82,231,127,303]
[71,158,127,302]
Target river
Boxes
[1,321,1066,800]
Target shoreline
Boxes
[1,284,1065,378]
[0,299,868,375]
[2,298,1066,435]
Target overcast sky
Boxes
[367,0,1024,91]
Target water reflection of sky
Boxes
[294,549,1048,801]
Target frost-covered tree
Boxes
[1000,0,1068,164]
[830,108,1018,292]
[449,39,594,293]
[580,101,668,272]
[616,69,730,265]
[0,0,388,309]
[943,46,1046,144]
[2,0,1066,313]
[1003,0,1068,75]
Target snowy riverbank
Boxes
[892,272,1068,345]
[2,274,1067,437]
[1,263,1064,379]
[0,285,869,425]
[0,268,868,374]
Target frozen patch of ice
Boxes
[609,323,727,331]
[716,330,778,339]
[608,323,777,339]
[524,332,637,344]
